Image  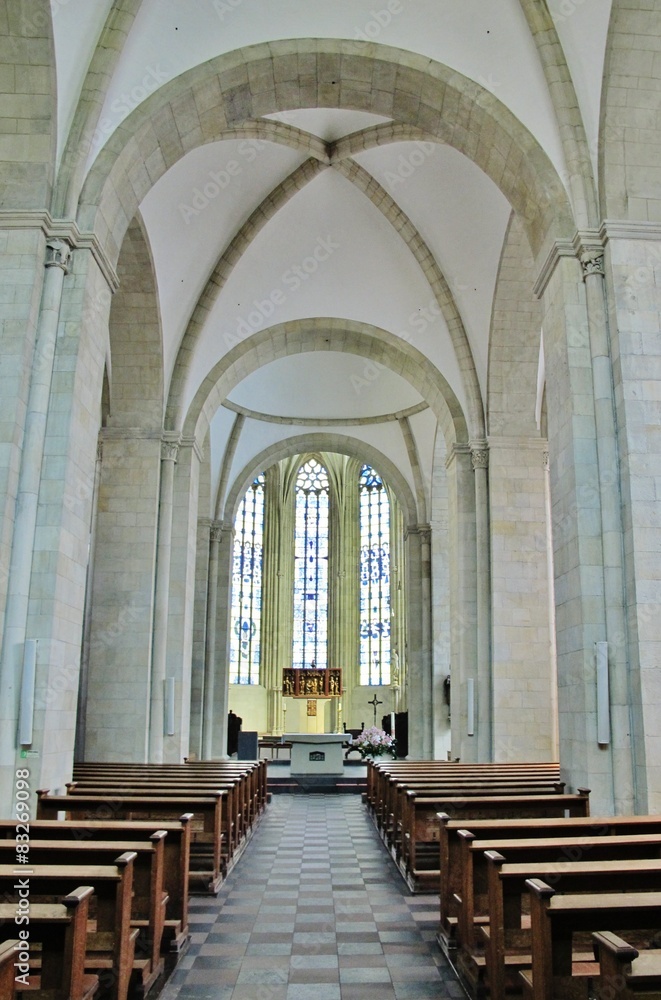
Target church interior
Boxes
[1,0,661,826]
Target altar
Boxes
[284,732,347,775]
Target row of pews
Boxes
[366,759,661,999]
[0,759,267,1000]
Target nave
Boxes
[161,795,462,1000]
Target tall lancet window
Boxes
[359,464,391,685]
[293,459,329,669]
[229,474,264,683]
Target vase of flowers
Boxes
[352,726,397,759]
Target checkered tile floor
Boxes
[160,794,466,1000]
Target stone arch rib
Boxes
[165,156,329,430]
[334,157,485,439]
[76,39,574,265]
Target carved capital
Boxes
[210,522,224,544]
[471,447,489,470]
[161,440,179,463]
[580,249,604,279]
[542,450,550,471]
[45,237,72,272]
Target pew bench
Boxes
[437,812,661,953]
[0,837,168,977]
[519,880,661,1000]
[0,888,98,1000]
[592,931,661,1000]
[0,859,138,1000]
[0,817,191,954]
[477,854,661,1000]
[36,791,226,895]
[401,790,591,892]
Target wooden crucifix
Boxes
[368,693,383,726]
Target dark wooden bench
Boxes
[36,790,226,895]
[0,836,168,978]
[0,858,137,1000]
[437,812,661,953]
[0,888,98,1000]
[520,879,661,1000]
[401,789,591,892]
[592,931,661,1000]
[0,816,191,954]
[480,854,661,1000]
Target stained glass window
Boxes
[293,459,329,669]
[359,464,391,685]
[229,475,264,683]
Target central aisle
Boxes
[162,794,464,1000]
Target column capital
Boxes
[210,521,224,544]
[470,445,489,470]
[161,434,180,463]
[405,523,431,545]
[45,237,72,273]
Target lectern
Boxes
[283,732,347,775]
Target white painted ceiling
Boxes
[52,0,613,521]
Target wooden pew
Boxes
[437,812,661,952]
[0,837,167,978]
[520,879,661,1000]
[36,790,226,894]
[0,888,98,1000]
[0,816,191,954]
[592,931,661,1000]
[0,939,19,1000]
[65,778,243,860]
[0,859,137,1000]
[401,789,591,891]
[367,761,561,825]
[480,854,661,1000]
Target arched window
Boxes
[293,458,329,669]
[359,464,391,685]
[229,474,264,683]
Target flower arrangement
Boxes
[352,726,397,759]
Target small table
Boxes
[283,733,347,775]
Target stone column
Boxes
[328,456,360,729]
[261,464,295,735]
[471,443,492,759]
[578,236,634,812]
[212,522,234,758]
[536,245,613,812]
[0,237,71,806]
[445,444,478,762]
[75,436,103,759]
[602,224,661,811]
[148,435,179,762]
[405,524,433,759]
[489,437,555,761]
[389,494,408,715]
[202,521,222,758]
[164,438,202,762]
[189,518,211,759]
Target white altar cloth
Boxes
[283,732,347,775]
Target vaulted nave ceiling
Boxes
[49,0,612,519]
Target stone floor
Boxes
[160,794,466,1000]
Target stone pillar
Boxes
[446,444,478,762]
[164,438,202,762]
[489,437,556,761]
[189,518,211,759]
[471,444,492,759]
[75,437,103,760]
[84,431,162,761]
[212,522,234,758]
[148,435,179,762]
[202,521,221,758]
[328,456,360,729]
[603,224,661,811]
[261,464,295,735]
[389,495,408,716]
[405,524,433,759]
[578,236,634,812]
[536,246,613,812]
[0,237,71,807]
